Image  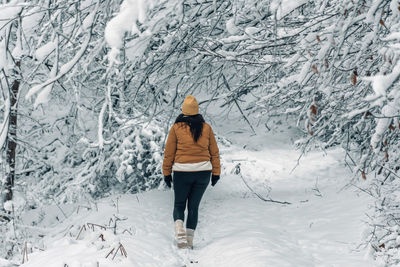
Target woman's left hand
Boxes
[164,175,172,188]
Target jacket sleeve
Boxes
[209,127,221,176]
[162,125,177,176]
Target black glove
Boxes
[211,175,220,186]
[164,175,172,188]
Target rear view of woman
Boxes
[162,95,221,249]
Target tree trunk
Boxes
[3,61,20,203]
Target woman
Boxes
[162,95,221,249]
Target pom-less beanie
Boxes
[182,95,199,115]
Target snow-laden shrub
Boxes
[87,118,165,198]
[115,123,164,187]
[33,116,166,202]
[0,191,31,262]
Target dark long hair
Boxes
[175,114,205,142]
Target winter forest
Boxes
[0,0,400,266]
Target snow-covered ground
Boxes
[10,127,375,267]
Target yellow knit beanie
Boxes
[182,95,199,115]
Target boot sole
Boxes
[177,242,188,249]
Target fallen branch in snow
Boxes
[234,163,291,205]
[87,223,106,231]
[241,176,292,205]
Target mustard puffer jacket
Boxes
[162,122,220,176]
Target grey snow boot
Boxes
[186,228,195,249]
[174,220,187,248]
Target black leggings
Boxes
[173,171,211,230]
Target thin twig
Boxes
[235,164,291,205]
[76,225,87,240]
[377,164,400,179]
[105,248,115,259]
[221,74,256,135]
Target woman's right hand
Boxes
[164,175,172,188]
[211,175,220,186]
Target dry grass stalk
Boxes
[99,233,105,241]
[112,243,128,260]
[105,248,115,259]
[76,225,87,240]
[21,241,28,264]
[106,243,128,260]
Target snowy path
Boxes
[20,136,375,267]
